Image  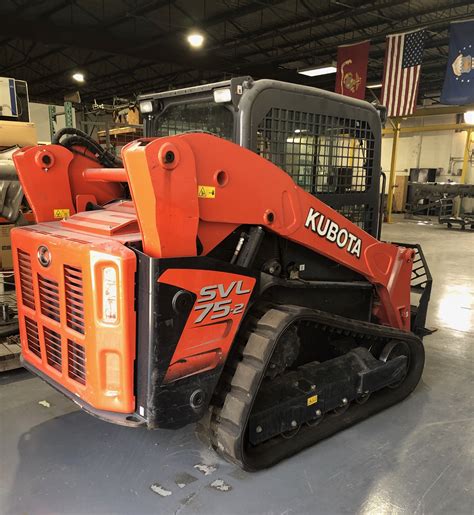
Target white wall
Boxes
[381,114,474,211]
[381,114,473,184]
[29,102,76,143]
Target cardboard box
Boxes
[0,224,14,269]
[0,120,37,148]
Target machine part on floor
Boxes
[439,215,474,230]
[10,79,432,470]
[438,198,474,230]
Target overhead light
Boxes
[187,33,204,48]
[367,83,382,89]
[464,110,474,124]
[72,72,85,83]
[298,63,337,77]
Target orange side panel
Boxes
[158,269,256,383]
[11,223,137,413]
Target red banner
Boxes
[335,41,370,99]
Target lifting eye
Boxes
[34,149,55,170]
[264,210,275,224]
[37,246,51,267]
[215,170,228,187]
[158,144,179,169]
[164,151,175,164]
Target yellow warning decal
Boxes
[197,185,216,199]
[307,395,318,406]
[53,209,70,219]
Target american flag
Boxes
[381,29,426,117]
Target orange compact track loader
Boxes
[11,78,431,470]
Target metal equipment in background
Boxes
[48,101,74,140]
[78,97,142,157]
[406,182,474,220]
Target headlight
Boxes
[213,87,232,103]
[102,267,118,323]
[139,100,153,113]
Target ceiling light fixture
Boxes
[298,63,337,77]
[72,72,85,82]
[187,33,204,48]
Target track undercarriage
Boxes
[199,304,425,471]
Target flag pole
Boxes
[386,121,401,224]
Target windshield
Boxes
[150,101,234,140]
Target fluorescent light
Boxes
[72,72,85,82]
[464,111,474,124]
[187,33,204,48]
[367,83,382,89]
[298,63,337,77]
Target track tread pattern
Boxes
[198,304,424,470]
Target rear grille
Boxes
[68,340,86,384]
[17,250,35,310]
[64,265,85,334]
[44,327,62,370]
[38,275,60,322]
[25,316,41,357]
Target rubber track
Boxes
[197,304,424,471]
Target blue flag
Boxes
[440,20,474,104]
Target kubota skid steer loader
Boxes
[11,78,431,470]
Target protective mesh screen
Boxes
[257,108,375,194]
[339,204,375,231]
[153,102,233,140]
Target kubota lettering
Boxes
[305,208,362,258]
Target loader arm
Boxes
[120,134,412,331]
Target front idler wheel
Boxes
[379,339,410,388]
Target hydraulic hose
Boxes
[52,127,122,168]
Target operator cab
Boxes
[139,77,383,237]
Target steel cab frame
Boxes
[139,77,384,238]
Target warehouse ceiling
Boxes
[0,0,473,106]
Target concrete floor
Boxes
[1,218,473,515]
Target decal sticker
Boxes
[53,208,70,219]
[307,394,318,406]
[194,280,250,324]
[197,185,216,198]
[305,207,362,258]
